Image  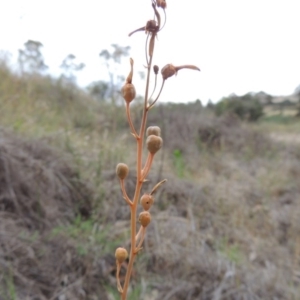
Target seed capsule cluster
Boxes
[114,125,163,252]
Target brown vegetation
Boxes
[0,61,300,299]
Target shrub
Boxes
[215,93,264,121]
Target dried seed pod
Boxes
[161,64,200,80]
[115,247,128,264]
[146,126,161,137]
[157,0,167,9]
[116,163,129,180]
[161,64,177,80]
[153,65,159,75]
[121,83,136,104]
[146,135,163,154]
[140,194,154,211]
[138,211,151,227]
[121,58,136,104]
[145,20,158,33]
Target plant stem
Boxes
[141,153,154,182]
[148,80,165,110]
[120,179,133,206]
[126,103,138,138]
[121,55,153,300]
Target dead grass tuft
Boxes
[0,128,92,227]
[0,128,106,299]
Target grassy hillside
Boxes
[0,61,300,299]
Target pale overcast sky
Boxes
[1,0,299,103]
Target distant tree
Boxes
[215,93,264,121]
[195,99,202,107]
[100,44,130,64]
[256,91,273,105]
[295,84,300,117]
[294,84,300,98]
[60,54,85,82]
[18,40,48,74]
[99,44,130,104]
[296,102,300,117]
[277,99,296,116]
[206,99,215,110]
[87,80,109,101]
[94,44,131,133]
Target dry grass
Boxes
[0,128,100,299]
[0,61,300,299]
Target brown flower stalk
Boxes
[114,1,200,299]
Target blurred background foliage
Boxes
[0,40,300,299]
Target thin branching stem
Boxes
[149,73,158,103]
[120,179,133,206]
[121,52,154,300]
[145,33,150,66]
[125,103,138,138]
[116,1,200,298]
[117,1,200,298]
[140,54,154,154]
[160,9,167,31]
[148,80,165,110]
[141,153,154,182]
[136,226,146,249]
[135,226,143,243]
[116,262,123,293]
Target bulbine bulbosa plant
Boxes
[115,1,200,299]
